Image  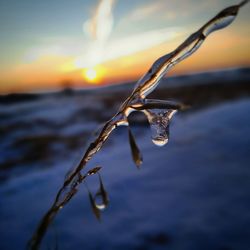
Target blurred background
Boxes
[0,0,250,250]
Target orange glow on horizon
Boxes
[0,30,250,94]
[82,65,107,84]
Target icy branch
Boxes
[29,1,248,249]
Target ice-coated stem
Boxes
[29,1,248,249]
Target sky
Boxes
[0,0,249,94]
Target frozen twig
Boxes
[28,1,248,249]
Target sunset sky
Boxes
[0,0,249,94]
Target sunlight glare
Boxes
[85,68,97,81]
[83,65,106,84]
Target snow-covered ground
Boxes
[0,68,250,250]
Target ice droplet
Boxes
[94,196,107,210]
[94,174,109,210]
[143,109,176,146]
[152,137,169,146]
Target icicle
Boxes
[143,109,177,146]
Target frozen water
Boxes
[25,1,249,248]
[143,109,176,146]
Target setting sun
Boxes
[82,65,106,84]
[84,68,97,82]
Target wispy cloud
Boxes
[22,0,181,71]
[74,0,181,69]
[75,27,182,68]
[23,43,79,63]
[81,0,116,66]
[126,1,168,21]
[83,0,115,42]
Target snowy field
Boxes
[0,68,250,250]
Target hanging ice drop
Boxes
[143,109,177,146]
